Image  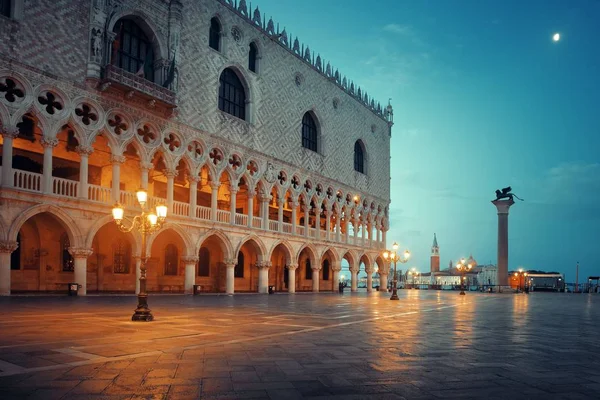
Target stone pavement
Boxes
[0,290,599,400]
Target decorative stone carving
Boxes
[75,145,94,156]
[40,136,59,149]
[264,162,276,183]
[231,26,242,43]
[0,78,25,103]
[287,264,298,271]
[0,241,19,253]
[91,27,103,63]
[110,154,126,164]
[68,248,94,259]
[181,256,199,264]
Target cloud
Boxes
[382,24,413,35]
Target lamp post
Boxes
[514,269,528,293]
[382,242,410,300]
[456,258,474,295]
[112,189,167,322]
[409,267,420,289]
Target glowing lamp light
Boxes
[553,33,560,42]
[392,242,399,251]
[156,204,168,219]
[136,189,148,205]
[383,251,389,260]
[112,204,124,221]
[147,213,158,226]
[404,250,411,260]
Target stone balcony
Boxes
[101,65,176,109]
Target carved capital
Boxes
[181,256,199,264]
[1,127,19,139]
[110,154,126,165]
[287,263,298,271]
[68,247,94,259]
[40,136,59,149]
[225,258,236,267]
[0,241,18,253]
[188,175,201,184]
[140,162,154,171]
[311,265,321,271]
[349,266,360,273]
[210,182,221,190]
[75,145,94,156]
[164,169,178,179]
[256,262,270,270]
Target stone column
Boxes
[380,272,389,292]
[366,267,373,292]
[335,212,341,242]
[382,225,388,247]
[165,169,177,212]
[303,204,309,237]
[0,241,18,295]
[350,266,359,292]
[182,256,199,294]
[110,154,125,203]
[210,182,220,222]
[311,266,320,292]
[1,129,18,187]
[41,136,58,194]
[260,195,269,230]
[257,262,270,294]
[69,248,94,296]
[230,186,238,225]
[331,261,341,292]
[225,259,235,294]
[135,256,141,294]
[188,176,199,218]
[247,190,255,228]
[76,145,93,199]
[140,162,153,190]
[315,208,321,239]
[353,220,359,246]
[345,217,351,244]
[291,200,298,235]
[367,221,373,248]
[361,217,367,246]
[492,199,515,290]
[277,195,284,232]
[325,209,331,241]
[287,264,298,293]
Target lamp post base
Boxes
[459,291,466,295]
[132,294,154,322]
[390,291,399,300]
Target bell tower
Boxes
[430,233,440,273]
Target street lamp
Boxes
[112,189,167,321]
[409,267,420,289]
[456,258,474,295]
[514,269,528,293]
[382,242,410,300]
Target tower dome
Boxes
[467,254,478,267]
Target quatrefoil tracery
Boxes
[38,92,63,115]
[291,176,300,190]
[277,171,287,185]
[229,154,242,170]
[164,133,181,152]
[0,78,24,103]
[187,141,203,160]
[304,180,312,193]
[137,124,156,144]
[108,114,128,135]
[209,148,223,165]
[246,161,258,176]
[75,104,98,126]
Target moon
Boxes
[553,33,560,42]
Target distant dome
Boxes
[467,254,478,267]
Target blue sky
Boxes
[255,0,600,281]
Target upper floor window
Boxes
[302,112,318,152]
[113,19,155,82]
[248,43,258,73]
[0,0,10,18]
[209,18,221,51]
[354,140,365,173]
[218,68,246,120]
[198,247,210,277]
[164,244,178,276]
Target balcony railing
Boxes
[89,184,111,203]
[13,170,42,193]
[102,65,176,108]
[53,177,78,198]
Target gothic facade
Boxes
[0,0,392,295]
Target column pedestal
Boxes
[69,248,93,296]
[0,241,18,296]
[287,264,297,293]
[492,199,515,290]
[183,256,198,294]
[257,263,269,294]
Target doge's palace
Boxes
[0,0,393,296]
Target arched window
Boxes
[0,1,10,18]
[164,244,178,275]
[302,112,318,152]
[113,19,155,82]
[235,252,244,278]
[354,140,365,173]
[248,43,258,73]
[209,17,221,51]
[198,247,210,277]
[11,233,21,270]
[218,68,246,120]
[61,233,74,272]
[305,259,312,280]
[113,240,131,274]
[323,259,330,281]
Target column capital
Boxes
[140,161,154,171]
[210,182,221,190]
[287,263,298,271]
[229,185,239,193]
[256,262,270,270]
[1,127,19,139]
[349,266,359,273]
[492,199,515,214]
[225,258,236,267]
[181,256,199,264]
[40,136,59,149]
[311,265,322,271]
[110,154,126,165]
[75,145,94,156]
[68,247,93,259]
[188,175,201,184]
[0,241,18,253]
[164,168,178,178]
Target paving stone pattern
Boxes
[0,291,599,399]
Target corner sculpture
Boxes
[495,186,524,202]
[492,186,521,291]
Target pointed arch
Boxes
[234,234,267,262]
[146,222,194,256]
[10,105,50,138]
[217,64,253,122]
[301,109,322,153]
[8,204,83,247]
[321,246,340,265]
[89,128,120,156]
[209,16,222,51]
[196,229,233,260]
[0,214,7,241]
[267,240,294,265]
[354,139,367,174]
[296,243,318,266]
[248,41,259,73]
[340,249,358,269]
[85,214,140,256]
[359,253,372,272]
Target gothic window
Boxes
[235,252,244,278]
[17,114,36,141]
[218,68,246,120]
[11,233,21,270]
[354,140,365,173]
[323,259,330,281]
[305,259,312,280]
[209,17,221,51]
[113,240,131,274]
[0,0,9,18]
[113,19,155,82]
[302,112,318,152]
[164,244,178,276]
[61,233,74,272]
[248,43,258,73]
[198,247,210,277]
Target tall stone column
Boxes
[257,262,270,294]
[0,241,18,296]
[350,266,359,292]
[335,212,341,242]
[277,195,284,232]
[210,182,220,222]
[110,154,125,203]
[76,145,93,199]
[140,162,153,190]
[230,187,238,225]
[260,195,270,230]
[287,264,298,293]
[315,208,321,239]
[492,199,515,290]
[366,267,373,292]
[188,176,199,218]
[325,209,331,241]
[303,204,309,237]
[183,256,198,294]
[69,248,94,296]
[311,266,320,292]
[247,190,255,228]
[225,259,235,294]
[1,129,18,187]
[165,169,177,213]
[41,136,58,194]
[379,261,390,292]
[291,200,298,234]
[331,261,341,292]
